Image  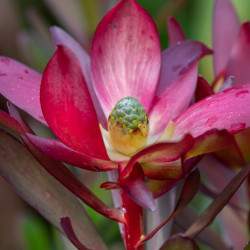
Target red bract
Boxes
[1,0,250,248]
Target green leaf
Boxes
[244,241,250,250]
[22,214,51,250]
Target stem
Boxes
[121,191,145,250]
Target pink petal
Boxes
[213,0,240,77]
[91,0,161,117]
[167,17,186,44]
[50,26,107,127]
[173,83,250,139]
[149,41,212,138]
[0,57,47,125]
[120,134,193,180]
[225,22,250,86]
[40,45,108,160]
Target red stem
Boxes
[121,191,145,250]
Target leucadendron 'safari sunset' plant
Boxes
[0,0,250,249]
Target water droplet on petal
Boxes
[205,116,218,128]
[229,123,246,134]
[235,90,249,98]
[128,35,133,41]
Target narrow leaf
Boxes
[119,163,155,211]
[175,206,229,250]
[0,109,116,171]
[0,130,107,250]
[160,234,199,250]
[7,104,125,223]
[60,217,90,250]
[137,170,200,246]
[185,163,250,238]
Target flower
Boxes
[1,0,250,211]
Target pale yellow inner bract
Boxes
[108,117,149,156]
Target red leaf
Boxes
[175,206,229,250]
[147,179,180,199]
[6,103,125,223]
[0,130,107,249]
[185,163,250,238]
[119,163,155,211]
[195,75,214,101]
[60,217,90,250]
[142,160,183,180]
[184,129,237,160]
[160,234,199,250]
[120,134,193,180]
[136,170,200,246]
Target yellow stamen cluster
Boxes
[108,97,149,155]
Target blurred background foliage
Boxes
[0,0,250,249]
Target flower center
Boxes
[108,97,149,155]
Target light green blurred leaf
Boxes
[22,214,51,250]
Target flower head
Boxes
[108,97,149,155]
[1,0,250,211]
